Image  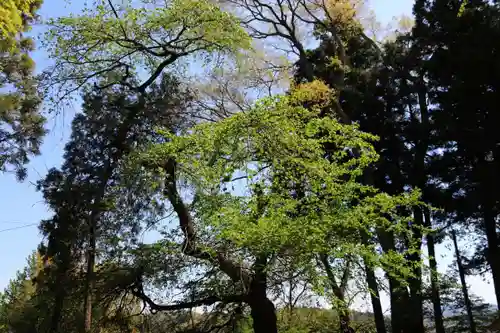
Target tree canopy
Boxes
[2,1,500,333]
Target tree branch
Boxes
[132,287,245,312]
[162,158,252,286]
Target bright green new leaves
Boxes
[42,0,251,101]
[0,0,42,51]
[139,82,420,264]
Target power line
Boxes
[0,223,38,233]
[0,221,34,224]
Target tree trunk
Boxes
[386,277,408,333]
[320,254,356,333]
[377,227,410,333]
[50,276,66,333]
[452,229,477,333]
[361,230,386,333]
[248,254,278,333]
[483,203,500,310]
[248,296,278,333]
[479,158,500,309]
[83,222,96,333]
[424,209,445,333]
[364,264,386,333]
[334,288,355,333]
[403,84,428,333]
[407,207,425,333]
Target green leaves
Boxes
[138,83,420,270]
[42,0,251,100]
[0,0,45,180]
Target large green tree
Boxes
[122,81,419,333]
[37,74,192,333]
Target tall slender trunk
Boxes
[424,209,445,333]
[407,207,425,333]
[83,221,96,332]
[80,106,142,332]
[50,271,67,333]
[451,229,477,333]
[479,158,500,309]
[402,82,429,333]
[482,196,500,309]
[49,235,72,333]
[364,264,386,333]
[361,231,386,333]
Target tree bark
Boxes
[360,231,386,333]
[386,277,410,333]
[319,254,356,333]
[248,254,278,333]
[452,229,477,333]
[50,271,67,333]
[248,296,278,333]
[479,158,500,309]
[83,222,96,332]
[407,207,425,333]
[364,263,387,333]
[483,200,500,310]
[424,209,445,333]
[402,82,429,333]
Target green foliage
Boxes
[0,0,45,180]
[42,0,251,101]
[6,1,500,333]
[0,0,42,51]
[0,252,43,333]
[135,82,421,289]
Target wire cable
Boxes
[0,223,38,233]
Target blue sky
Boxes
[0,0,495,311]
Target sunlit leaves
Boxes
[42,0,251,102]
[137,81,420,273]
[0,0,42,51]
[0,0,45,180]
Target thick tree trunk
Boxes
[424,209,445,333]
[248,254,277,333]
[377,227,411,333]
[452,229,477,333]
[248,296,278,333]
[387,277,409,333]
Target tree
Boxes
[36,74,193,332]
[0,252,45,333]
[123,81,419,333]
[413,0,500,309]
[41,0,251,102]
[0,0,41,50]
[0,0,45,180]
[39,1,250,331]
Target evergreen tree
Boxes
[37,74,192,332]
[0,0,45,180]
